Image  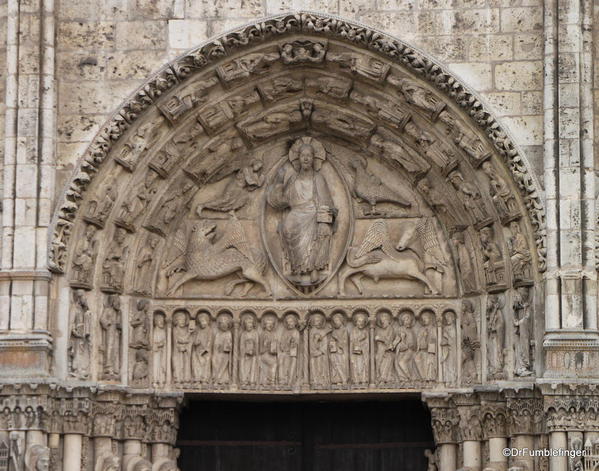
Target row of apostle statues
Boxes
[69,289,534,389]
[149,307,461,389]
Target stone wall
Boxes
[55,0,545,199]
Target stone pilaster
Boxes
[543,0,599,377]
[0,0,56,378]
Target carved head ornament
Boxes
[289,136,326,171]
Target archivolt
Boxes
[49,11,546,280]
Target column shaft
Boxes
[549,431,567,471]
[438,443,457,471]
[63,434,82,471]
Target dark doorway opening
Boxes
[178,398,434,471]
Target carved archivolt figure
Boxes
[134,236,159,295]
[461,300,480,384]
[395,311,418,381]
[440,311,457,385]
[329,312,349,386]
[278,313,300,386]
[309,313,331,387]
[25,444,50,471]
[94,453,120,471]
[370,132,426,175]
[85,181,117,227]
[508,221,532,281]
[450,231,476,294]
[172,311,192,385]
[239,314,259,387]
[416,177,459,227]
[118,169,159,227]
[259,314,278,386]
[130,299,150,349]
[267,137,337,286]
[101,227,129,292]
[69,289,92,379]
[100,294,121,380]
[480,226,505,286]
[192,312,212,384]
[71,224,98,286]
[415,311,437,382]
[197,159,265,216]
[153,181,194,233]
[280,40,326,64]
[487,295,505,378]
[481,161,517,219]
[394,78,445,120]
[212,313,233,386]
[513,287,533,377]
[375,311,396,384]
[152,312,167,386]
[448,170,489,225]
[350,312,370,386]
[131,348,149,382]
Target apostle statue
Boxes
[267,137,337,286]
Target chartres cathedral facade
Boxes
[0,0,597,470]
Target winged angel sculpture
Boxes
[337,219,439,295]
[162,214,271,297]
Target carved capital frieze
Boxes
[147,407,179,445]
[481,403,507,439]
[92,403,121,438]
[506,396,543,436]
[426,399,459,445]
[544,394,599,432]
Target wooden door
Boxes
[178,399,434,471]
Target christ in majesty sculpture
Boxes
[267,137,337,286]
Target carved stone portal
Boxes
[58,24,540,394]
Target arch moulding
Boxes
[50,12,546,396]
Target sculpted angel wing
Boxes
[348,219,403,267]
[162,223,190,274]
[216,214,267,272]
[216,214,252,261]
[355,220,400,259]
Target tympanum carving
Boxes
[55,21,542,395]
[266,137,338,291]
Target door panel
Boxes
[178,400,433,471]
